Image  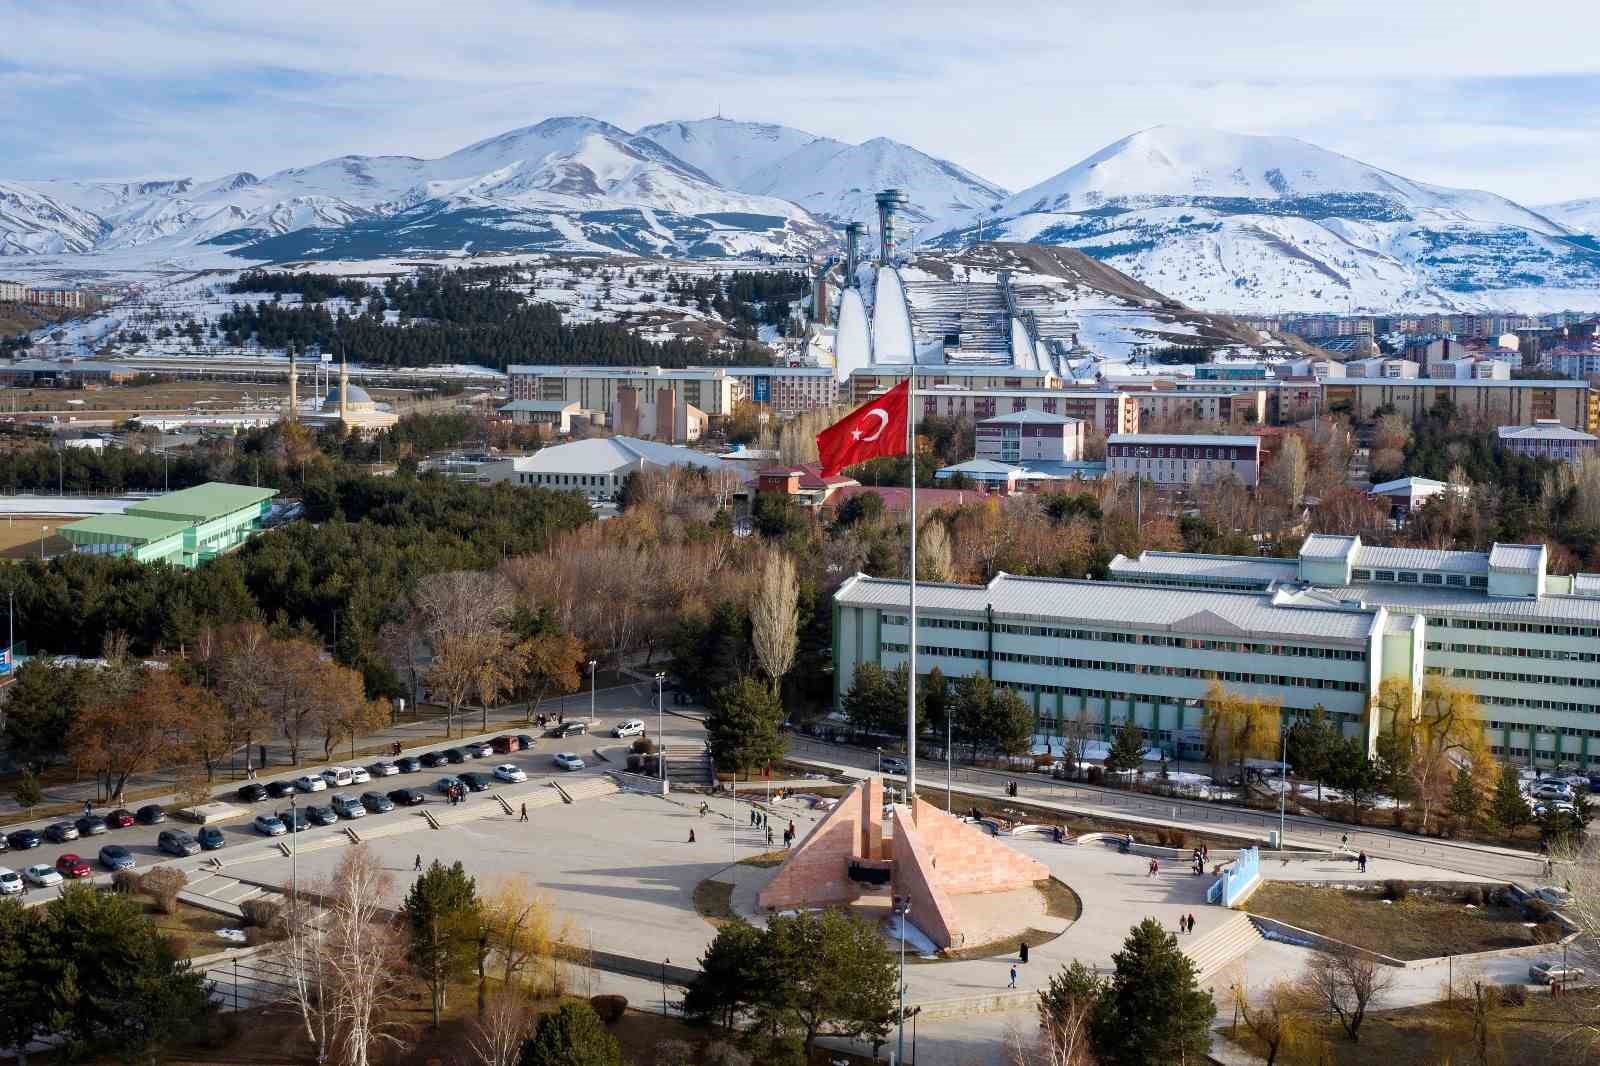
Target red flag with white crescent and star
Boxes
[816,379,910,477]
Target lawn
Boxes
[1245,881,1561,960]
[0,516,72,558]
[1221,987,1598,1066]
[135,893,241,956]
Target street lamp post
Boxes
[877,747,883,775]
[588,659,597,723]
[39,526,48,560]
[893,895,910,1066]
[1278,726,1288,846]
[655,672,666,785]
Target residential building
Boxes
[1548,347,1600,381]
[485,436,744,499]
[1345,357,1420,379]
[1321,378,1594,433]
[1280,357,1347,380]
[833,571,1393,762]
[974,411,1084,464]
[1108,534,1600,769]
[0,280,25,303]
[1498,420,1600,464]
[845,366,1063,406]
[59,482,278,568]
[1132,389,1267,427]
[506,365,739,419]
[1105,433,1261,487]
[1368,476,1465,513]
[905,387,1138,437]
[497,399,583,435]
[755,465,858,508]
[724,366,838,414]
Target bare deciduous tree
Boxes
[1301,947,1394,1043]
[468,991,534,1066]
[917,519,953,582]
[322,847,409,1066]
[750,550,799,691]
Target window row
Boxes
[883,615,1362,659]
[1426,641,1600,663]
[880,644,1363,692]
[1426,616,1600,638]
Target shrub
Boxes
[625,754,643,772]
[653,1039,694,1066]
[588,994,627,1025]
[1524,899,1554,922]
[630,738,657,755]
[165,934,193,958]
[111,869,143,895]
[1086,766,1104,785]
[701,1043,753,1066]
[240,898,283,931]
[142,867,188,915]
[1381,879,1410,902]
[1500,983,1528,1007]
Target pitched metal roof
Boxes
[1488,543,1545,573]
[125,483,278,521]
[1368,476,1448,494]
[1498,423,1598,442]
[1108,551,1296,585]
[1299,534,1360,560]
[1285,583,1600,625]
[59,514,191,544]
[509,437,734,476]
[1354,546,1487,574]
[1107,433,1259,447]
[978,410,1078,425]
[835,573,1379,644]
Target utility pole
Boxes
[655,672,666,786]
[588,659,597,723]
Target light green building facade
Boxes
[60,483,278,568]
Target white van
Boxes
[613,719,646,738]
[321,766,355,788]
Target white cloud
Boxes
[1,1,1597,202]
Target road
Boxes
[784,736,1551,882]
[0,704,706,889]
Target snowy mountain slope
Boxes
[1540,198,1600,236]
[929,126,1600,313]
[0,181,109,255]
[635,118,828,188]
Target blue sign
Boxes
[752,376,771,404]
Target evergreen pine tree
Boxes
[1105,718,1147,774]
[1487,763,1530,833]
[1090,918,1215,1064]
[1447,762,1480,830]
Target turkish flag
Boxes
[816,379,910,477]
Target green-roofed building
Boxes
[60,482,279,568]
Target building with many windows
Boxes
[723,366,838,414]
[1498,420,1599,464]
[1105,433,1260,487]
[58,483,278,568]
[506,365,740,419]
[1321,378,1594,433]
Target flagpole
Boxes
[906,372,918,802]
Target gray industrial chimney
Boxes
[874,188,909,266]
[843,222,866,286]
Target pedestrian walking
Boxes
[1358,851,1368,873]
[1008,964,1018,989]
[1201,844,1208,864]
[1148,858,1159,877]
[519,802,528,822]
[1019,941,1029,964]
[1188,913,1197,933]
[766,826,773,846]
[1341,833,1349,850]
[688,829,696,844]
[83,799,92,817]
[414,854,422,871]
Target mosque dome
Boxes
[325,383,373,405]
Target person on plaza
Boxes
[699,801,709,818]
[519,802,528,822]
[1008,964,1018,989]
[83,799,92,817]
[1357,851,1368,873]
[1188,913,1197,934]
[766,825,773,846]
[688,829,696,844]
[1019,941,1029,964]
[1148,858,1159,877]
[1341,832,1349,850]
[414,854,422,871]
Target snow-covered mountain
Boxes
[2,117,830,262]
[928,126,1600,313]
[1540,198,1600,236]
[640,117,1008,236]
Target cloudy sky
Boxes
[4,0,1598,205]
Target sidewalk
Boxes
[0,679,669,823]
[783,739,1549,882]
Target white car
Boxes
[613,719,646,738]
[554,752,585,772]
[0,868,21,895]
[321,767,355,788]
[367,761,399,777]
[467,741,494,758]
[348,766,371,784]
[23,864,63,887]
[293,775,328,793]
[493,764,527,783]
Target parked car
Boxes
[348,766,371,784]
[387,788,427,807]
[305,805,338,827]
[443,748,468,765]
[1531,782,1572,800]
[554,752,585,772]
[284,808,311,833]
[197,827,226,851]
[493,764,527,783]
[292,775,327,793]
[514,735,536,751]
[321,767,356,788]
[6,829,41,851]
[75,815,108,837]
[359,791,395,813]
[490,736,517,754]
[367,761,399,778]
[135,805,166,825]
[23,863,63,887]
[98,844,136,870]
[265,780,298,799]
[613,719,645,738]
[434,776,463,795]
[458,773,491,793]
[55,854,92,878]
[253,814,287,836]
[0,868,21,894]
[880,757,908,775]
[104,809,135,829]
[547,721,587,739]
[1536,886,1574,906]
[0,836,8,854]
[44,821,80,844]
[236,783,269,803]
[467,741,494,758]
[419,750,448,768]
[1530,960,1585,985]
[158,830,201,857]
[396,756,423,773]
[331,794,367,818]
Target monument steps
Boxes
[1183,911,1264,984]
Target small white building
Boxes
[1367,476,1466,512]
[1105,433,1260,487]
[486,436,745,499]
[498,399,582,435]
[1498,420,1599,464]
[974,410,1084,463]
[1346,357,1420,379]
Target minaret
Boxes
[338,354,350,427]
[287,350,298,422]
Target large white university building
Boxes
[835,533,1600,770]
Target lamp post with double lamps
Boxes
[655,672,666,784]
[587,659,597,723]
[893,895,911,1065]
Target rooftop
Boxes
[1369,476,1449,495]
[1299,533,1359,560]
[125,483,278,521]
[836,573,1380,644]
[1108,552,1297,584]
[499,399,578,413]
[1488,543,1545,574]
[978,410,1080,426]
[508,436,737,476]
[59,513,191,544]
[1498,423,1599,442]
[1107,433,1258,447]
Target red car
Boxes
[490,735,516,754]
[104,809,135,829]
[55,854,91,878]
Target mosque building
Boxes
[289,353,399,434]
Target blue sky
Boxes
[3,0,1598,204]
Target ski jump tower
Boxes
[874,188,910,266]
[843,221,867,284]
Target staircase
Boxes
[1184,912,1265,985]
[662,745,714,788]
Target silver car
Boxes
[1529,960,1585,985]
